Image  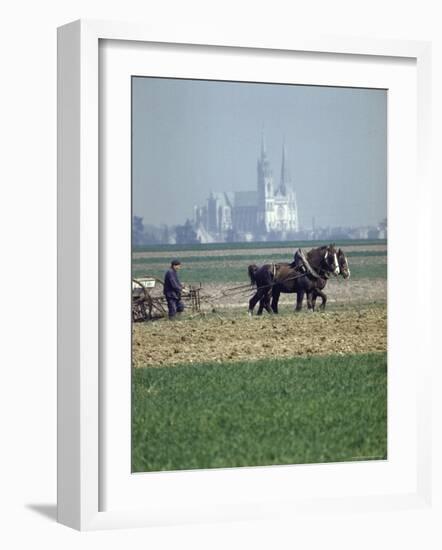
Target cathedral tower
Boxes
[274,142,299,232]
[257,132,275,233]
[256,136,299,236]
[279,142,290,195]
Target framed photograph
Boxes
[57,20,433,530]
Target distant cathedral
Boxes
[194,134,299,242]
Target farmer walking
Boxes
[163,259,185,319]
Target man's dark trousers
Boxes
[166,296,184,318]
[164,267,185,319]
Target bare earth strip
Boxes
[197,277,386,309]
[130,277,386,312]
[133,305,387,368]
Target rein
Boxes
[219,247,340,298]
[251,266,330,294]
[218,269,309,298]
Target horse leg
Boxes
[258,295,271,315]
[248,291,261,315]
[271,288,280,314]
[258,287,271,315]
[311,290,318,311]
[295,290,305,311]
[316,289,327,310]
[263,290,273,314]
[265,294,273,314]
[306,291,314,311]
[257,289,267,316]
[252,287,269,316]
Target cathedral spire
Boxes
[260,127,267,158]
[258,128,272,179]
[279,140,291,195]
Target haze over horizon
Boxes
[132,77,387,229]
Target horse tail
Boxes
[248,264,258,286]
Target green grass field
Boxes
[132,352,387,472]
[132,240,387,283]
[133,261,386,283]
[133,239,387,253]
[133,249,386,265]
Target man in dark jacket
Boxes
[163,259,185,319]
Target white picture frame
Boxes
[57,19,433,531]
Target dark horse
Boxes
[305,248,351,311]
[248,245,348,315]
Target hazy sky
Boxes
[132,77,387,228]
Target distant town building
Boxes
[194,134,299,243]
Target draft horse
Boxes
[308,247,350,310]
[248,245,348,315]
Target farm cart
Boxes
[132,277,167,321]
[132,277,202,321]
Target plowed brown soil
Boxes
[133,306,387,368]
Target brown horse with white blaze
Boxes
[308,248,351,310]
[248,244,342,315]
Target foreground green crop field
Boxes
[132,352,387,472]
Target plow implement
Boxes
[132,268,309,322]
[132,277,204,321]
